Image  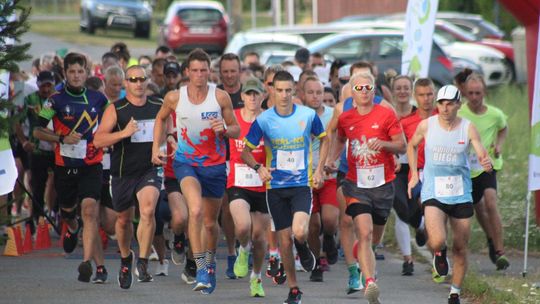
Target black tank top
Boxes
[217,84,244,109]
[111,97,162,177]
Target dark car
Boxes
[80,0,152,38]
[308,30,455,87]
[158,1,228,54]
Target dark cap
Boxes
[295,48,310,64]
[163,61,181,75]
[242,77,265,94]
[37,71,55,86]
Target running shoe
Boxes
[63,220,80,254]
[226,255,237,279]
[78,260,92,283]
[310,264,323,282]
[193,268,211,291]
[319,257,330,272]
[347,266,362,295]
[250,278,265,297]
[117,252,134,290]
[402,261,414,276]
[432,268,446,284]
[364,281,381,304]
[155,259,169,276]
[448,293,461,304]
[433,248,449,277]
[487,238,496,264]
[182,260,197,285]
[149,246,159,261]
[374,244,385,260]
[234,248,249,278]
[92,265,108,284]
[266,255,280,277]
[283,287,302,304]
[495,253,510,270]
[171,234,186,265]
[135,259,154,282]
[415,228,427,247]
[272,263,287,285]
[201,263,216,294]
[294,239,316,272]
[323,234,338,265]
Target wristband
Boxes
[253,163,261,171]
[59,135,64,144]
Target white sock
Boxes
[240,242,251,253]
[250,271,261,280]
[450,285,461,295]
[395,216,412,256]
[419,217,425,230]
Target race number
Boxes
[60,140,87,159]
[131,119,155,143]
[277,150,305,171]
[234,164,263,187]
[435,175,464,197]
[356,165,385,188]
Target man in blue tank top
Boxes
[407,85,492,304]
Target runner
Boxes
[34,52,108,283]
[241,70,328,304]
[227,77,270,297]
[94,65,162,289]
[407,84,493,304]
[152,48,240,295]
[458,73,509,270]
[332,72,406,304]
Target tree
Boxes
[0,0,31,138]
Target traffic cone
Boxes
[35,220,51,250]
[3,226,23,256]
[23,223,33,254]
[58,222,68,247]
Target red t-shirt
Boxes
[338,104,403,187]
[400,109,438,171]
[165,111,177,179]
[227,109,266,192]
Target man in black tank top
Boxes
[94,65,163,289]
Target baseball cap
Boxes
[338,64,352,79]
[163,61,181,75]
[436,85,461,102]
[295,48,310,64]
[242,77,265,94]
[286,65,302,82]
[37,71,55,86]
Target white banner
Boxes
[401,0,439,78]
[528,17,540,191]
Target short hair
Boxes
[302,76,322,90]
[311,52,323,59]
[243,51,260,59]
[101,52,119,63]
[324,86,335,95]
[219,53,241,70]
[350,61,374,75]
[111,42,130,61]
[350,72,375,86]
[299,70,317,82]
[155,45,172,55]
[263,64,284,81]
[138,55,152,64]
[85,76,103,91]
[63,52,87,71]
[272,70,294,83]
[390,75,413,90]
[104,65,125,81]
[32,58,40,69]
[152,58,167,70]
[125,65,147,77]
[186,48,211,68]
[330,59,346,76]
[465,73,487,89]
[413,78,435,92]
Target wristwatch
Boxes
[252,163,261,171]
[59,135,64,144]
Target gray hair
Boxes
[263,64,285,82]
[104,65,125,81]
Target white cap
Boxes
[286,65,302,82]
[338,64,351,79]
[436,85,461,102]
[314,66,330,86]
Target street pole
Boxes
[286,0,294,26]
[312,0,318,25]
[522,191,532,277]
[251,0,256,29]
[273,0,281,27]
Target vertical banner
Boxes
[528,17,540,191]
[0,70,17,196]
[401,0,439,78]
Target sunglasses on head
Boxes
[127,76,147,83]
[353,84,374,92]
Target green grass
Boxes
[463,271,540,304]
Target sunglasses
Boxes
[127,76,147,83]
[353,84,374,92]
[339,78,349,85]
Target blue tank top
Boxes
[421,116,473,205]
[338,95,383,173]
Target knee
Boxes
[116,213,131,228]
[322,216,338,233]
[139,206,155,222]
[81,205,98,221]
[292,223,308,241]
[252,230,266,245]
[357,227,373,244]
[203,218,217,231]
[452,244,467,257]
[340,215,353,229]
[189,207,203,222]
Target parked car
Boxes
[224,32,306,61]
[158,1,228,54]
[80,0,152,38]
[437,12,506,40]
[307,30,455,87]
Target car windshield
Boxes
[441,22,478,41]
[178,8,222,23]
[240,43,302,59]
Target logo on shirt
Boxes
[371,123,379,129]
[201,112,219,120]
[62,105,75,121]
[351,136,379,165]
[90,107,96,113]
[298,120,306,131]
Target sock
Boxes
[450,285,461,295]
[250,271,261,280]
[395,217,412,256]
[240,242,251,253]
[194,252,206,270]
[365,277,375,285]
[174,233,185,244]
[138,257,148,265]
[206,250,216,266]
[96,265,105,272]
[347,263,359,275]
[419,217,425,230]
[269,248,279,257]
[121,252,133,265]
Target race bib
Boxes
[131,119,155,143]
[102,153,111,170]
[356,165,385,188]
[60,140,87,159]
[234,164,263,187]
[435,175,464,197]
[468,152,483,172]
[277,150,305,171]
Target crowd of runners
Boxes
[2,42,510,304]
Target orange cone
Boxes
[35,220,51,250]
[23,223,33,254]
[3,226,23,256]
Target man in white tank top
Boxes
[152,49,240,295]
[407,85,492,304]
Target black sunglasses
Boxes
[127,76,147,83]
[339,78,349,85]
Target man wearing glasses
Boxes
[94,65,163,289]
[329,72,406,304]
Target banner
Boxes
[0,70,17,196]
[401,0,439,78]
[528,17,540,191]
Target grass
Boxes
[463,271,540,304]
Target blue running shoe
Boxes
[226,255,237,279]
[201,263,216,294]
[193,268,210,291]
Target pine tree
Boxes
[0,0,31,138]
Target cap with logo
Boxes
[163,61,181,75]
[37,71,55,86]
[242,77,265,94]
[436,85,461,102]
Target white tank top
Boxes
[174,84,226,166]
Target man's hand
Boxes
[122,117,139,138]
[63,132,82,144]
[407,174,419,199]
[151,146,167,166]
[257,166,273,182]
[479,154,493,172]
[312,169,324,189]
[209,118,226,135]
[367,138,385,152]
[22,141,35,153]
